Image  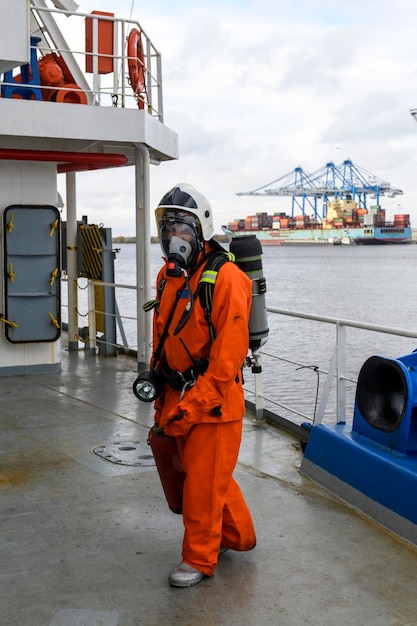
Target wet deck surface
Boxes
[1,345,417,626]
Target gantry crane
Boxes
[237,159,403,221]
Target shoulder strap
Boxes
[151,281,185,367]
[143,278,167,313]
[198,250,234,342]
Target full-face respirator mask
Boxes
[159,213,203,277]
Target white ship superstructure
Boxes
[0,0,178,375]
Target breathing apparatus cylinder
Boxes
[230,235,269,354]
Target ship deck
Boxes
[2,343,417,626]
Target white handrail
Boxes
[267,306,417,338]
[63,277,417,432]
[23,4,164,117]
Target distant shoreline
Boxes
[113,231,417,244]
[113,234,229,244]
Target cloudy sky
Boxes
[57,0,417,236]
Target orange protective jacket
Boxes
[152,243,252,436]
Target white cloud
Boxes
[56,0,417,235]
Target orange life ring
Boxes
[127,28,146,103]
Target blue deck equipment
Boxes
[301,351,417,546]
[1,37,42,101]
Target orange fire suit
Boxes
[152,243,256,575]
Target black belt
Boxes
[163,359,209,391]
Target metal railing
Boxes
[61,277,417,434]
[87,279,137,354]
[2,4,163,118]
[248,307,417,435]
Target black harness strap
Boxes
[198,251,231,341]
[151,283,184,369]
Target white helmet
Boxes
[155,183,214,242]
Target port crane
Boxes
[237,159,403,220]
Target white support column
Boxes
[66,171,78,351]
[135,144,151,369]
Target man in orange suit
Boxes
[150,183,256,587]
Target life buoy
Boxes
[127,28,146,106]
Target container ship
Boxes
[222,198,412,245]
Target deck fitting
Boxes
[91,441,155,467]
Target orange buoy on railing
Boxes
[127,28,146,108]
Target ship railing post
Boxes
[120,19,126,107]
[252,349,264,421]
[254,370,264,421]
[88,280,97,355]
[92,15,100,103]
[336,322,346,424]
[315,348,336,424]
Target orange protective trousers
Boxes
[176,420,256,576]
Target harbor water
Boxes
[104,243,417,426]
